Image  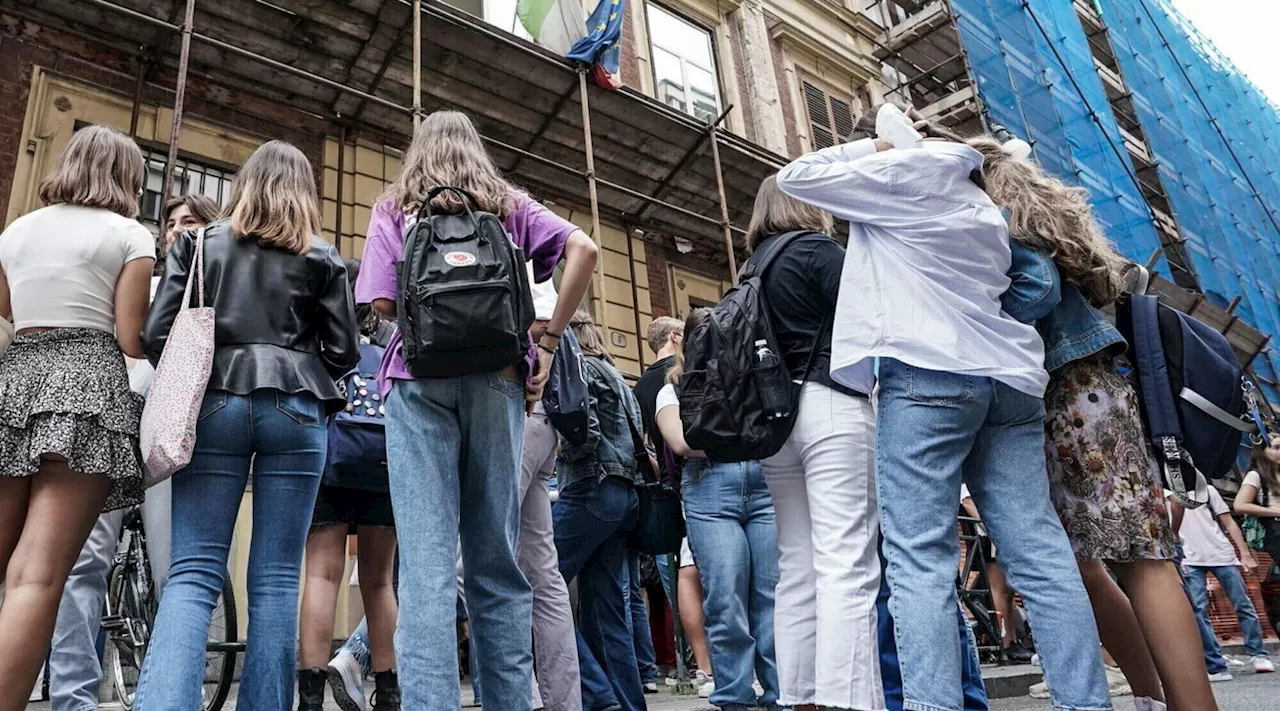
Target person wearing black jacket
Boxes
[135,140,358,710]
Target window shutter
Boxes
[803,81,835,150]
[830,97,854,141]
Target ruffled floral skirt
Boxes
[1044,355,1177,563]
[0,329,144,511]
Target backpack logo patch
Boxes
[444,251,477,267]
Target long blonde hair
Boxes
[39,125,145,219]
[570,309,613,365]
[224,140,321,255]
[382,110,520,219]
[745,176,834,253]
[666,308,711,385]
[968,137,1126,307]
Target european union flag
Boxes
[566,0,625,85]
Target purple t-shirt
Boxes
[355,195,575,393]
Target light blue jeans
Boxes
[682,458,781,711]
[876,360,1109,711]
[385,373,532,711]
[134,390,326,710]
[1183,564,1271,673]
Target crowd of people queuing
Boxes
[0,101,1275,711]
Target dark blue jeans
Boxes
[877,552,989,711]
[555,477,643,711]
[135,390,326,710]
[630,552,658,685]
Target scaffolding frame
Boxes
[69,0,755,324]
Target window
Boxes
[802,79,855,149]
[443,0,532,41]
[647,4,721,122]
[139,148,235,232]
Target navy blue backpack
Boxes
[1117,268,1254,505]
[323,341,389,492]
[544,327,590,446]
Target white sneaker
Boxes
[1105,666,1132,697]
[1207,670,1234,682]
[643,681,659,694]
[695,670,714,698]
[1028,680,1050,699]
[1253,657,1276,673]
[327,648,369,711]
[1226,655,1248,667]
[1134,698,1167,711]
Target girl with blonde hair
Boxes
[972,136,1216,711]
[355,110,597,711]
[0,124,154,709]
[135,140,359,710]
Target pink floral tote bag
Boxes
[140,228,216,486]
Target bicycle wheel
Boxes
[202,570,238,711]
[104,561,153,709]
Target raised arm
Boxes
[777,139,985,228]
[1002,240,1062,324]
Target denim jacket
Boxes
[1002,240,1126,373]
[557,355,644,490]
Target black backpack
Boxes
[545,327,591,446]
[397,187,534,378]
[677,231,813,462]
[1116,267,1254,505]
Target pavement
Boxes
[991,666,1279,710]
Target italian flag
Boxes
[518,0,588,55]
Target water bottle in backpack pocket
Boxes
[397,186,534,378]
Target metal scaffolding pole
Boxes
[335,123,347,255]
[578,69,607,325]
[708,122,737,283]
[412,0,423,129]
[160,0,196,212]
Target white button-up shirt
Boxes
[777,139,1049,398]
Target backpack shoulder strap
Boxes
[740,231,811,281]
[1131,294,1181,446]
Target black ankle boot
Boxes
[372,669,401,711]
[297,668,327,711]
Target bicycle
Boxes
[102,507,240,710]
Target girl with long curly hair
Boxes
[972,136,1216,711]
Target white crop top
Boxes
[0,204,156,332]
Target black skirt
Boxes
[311,484,395,531]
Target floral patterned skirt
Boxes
[0,328,144,511]
[1044,355,1176,562]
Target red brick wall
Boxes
[620,4,643,90]
[645,240,672,318]
[0,14,331,224]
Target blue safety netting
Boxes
[950,0,1169,274]
[1099,0,1280,399]
[947,0,1280,400]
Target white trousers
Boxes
[762,382,884,710]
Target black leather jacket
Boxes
[143,221,359,412]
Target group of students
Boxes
[0,99,1276,711]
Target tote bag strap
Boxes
[179,227,207,311]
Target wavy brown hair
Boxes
[968,137,1127,307]
[570,308,613,365]
[39,125,145,219]
[223,140,321,255]
[746,176,834,253]
[1248,434,1280,498]
[382,110,520,219]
